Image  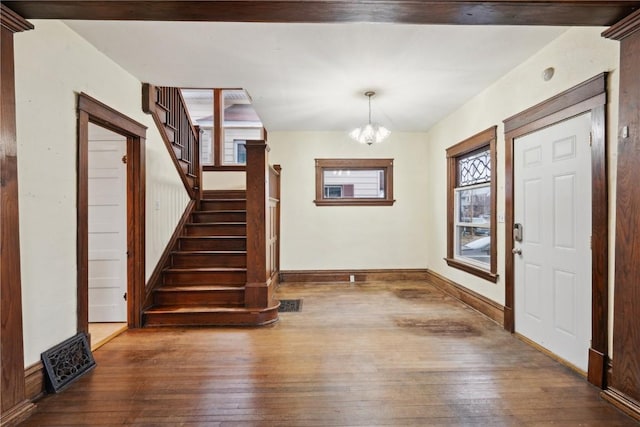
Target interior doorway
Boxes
[77,93,147,339]
[504,73,609,387]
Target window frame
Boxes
[314,158,395,206]
[445,126,498,282]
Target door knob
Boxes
[512,248,522,255]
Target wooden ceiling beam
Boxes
[4,1,640,26]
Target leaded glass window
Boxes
[458,148,491,187]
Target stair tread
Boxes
[145,304,278,314]
[194,210,247,213]
[157,285,245,292]
[200,198,247,202]
[180,236,246,239]
[172,250,247,255]
[164,267,246,272]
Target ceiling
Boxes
[64,20,568,132]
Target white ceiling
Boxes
[64,21,567,132]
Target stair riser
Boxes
[144,309,278,327]
[179,238,246,251]
[185,224,246,236]
[154,290,245,306]
[202,190,246,200]
[200,200,246,210]
[163,271,246,285]
[171,253,247,268]
[192,212,246,223]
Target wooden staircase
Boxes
[143,190,279,327]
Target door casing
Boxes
[503,73,609,388]
[77,93,146,336]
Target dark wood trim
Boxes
[203,165,246,172]
[605,17,640,410]
[588,348,607,388]
[213,88,222,167]
[5,1,640,26]
[279,269,431,283]
[314,158,395,206]
[602,8,640,40]
[504,74,609,133]
[445,126,498,282]
[1,14,36,423]
[1,4,35,32]
[77,93,147,331]
[425,269,504,326]
[143,199,196,310]
[245,140,269,308]
[502,73,608,388]
[601,388,640,422]
[443,258,499,283]
[24,362,45,403]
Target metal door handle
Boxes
[512,248,522,255]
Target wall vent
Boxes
[41,332,96,393]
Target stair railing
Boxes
[245,140,281,308]
[142,83,201,200]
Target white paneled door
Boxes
[88,124,127,322]
[514,112,592,371]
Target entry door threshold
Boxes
[89,323,127,351]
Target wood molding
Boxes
[24,362,45,403]
[4,1,640,26]
[143,199,196,310]
[603,8,640,40]
[425,269,504,326]
[588,348,607,388]
[445,126,498,282]
[314,158,395,207]
[1,4,34,32]
[279,269,431,283]
[1,17,34,423]
[77,93,147,330]
[504,73,608,133]
[609,25,640,406]
[601,388,640,422]
[503,74,609,387]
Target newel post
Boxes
[245,140,270,308]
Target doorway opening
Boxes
[77,93,147,344]
[504,73,609,387]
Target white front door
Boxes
[514,112,592,371]
[88,124,127,322]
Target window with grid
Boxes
[445,127,498,282]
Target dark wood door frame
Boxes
[77,93,146,334]
[503,73,609,388]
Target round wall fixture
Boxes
[542,67,555,81]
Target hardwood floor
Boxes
[22,281,637,426]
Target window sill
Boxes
[203,165,246,172]
[444,258,499,283]
[313,199,395,207]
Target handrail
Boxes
[142,83,201,199]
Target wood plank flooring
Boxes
[22,281,637,426]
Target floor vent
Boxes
[278,299,302,312]
[41,332,96,393]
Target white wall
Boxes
[268,131,430,270]
[14,20,190,365]
[424,27,619,353]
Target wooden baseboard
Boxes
[279,269,430,283]
[602,387,640,422]
[24,361,45,403]
[424,269,504,326]
[0,399,36,427]
[143,200,196,309]
[588,347,607,388]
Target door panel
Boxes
[514,112,592,371]
[88,124,127,322]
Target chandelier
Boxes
[349,91,390,145]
